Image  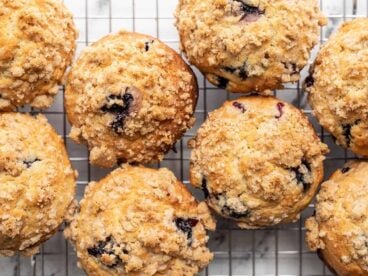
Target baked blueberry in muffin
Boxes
[175,0,326,93]
[189,96,328,228]
[65,31,198,167]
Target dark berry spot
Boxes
[341,167,350,174]
[144,40,154,52]
[221,205,249,219]
[87,236,124,268]
[175,217,199,243]
[342,124,352,147]
[275,102,285,119]
[201,178,210,199]
[234,0,264,21]
[282,62,298,74]
[223,62,248,80]
[305,75,314,88]
[217,76,229,89]
[290,160,312,191]
[23,158,41,168]
[101,90,134,134]
[232,101,246,113]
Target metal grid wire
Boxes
[1,0,368,275]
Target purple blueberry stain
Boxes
[289,160,312,191]
[341,167,350,174]
[101,90,134,134]
[221,205,249,219]
[275,102,285,119]
[217,76,229,89]
[233,101,246,113]
[234,0,264,22]
[23,158,41,168]
[87,236,125,268]
[223,62,248,80]
[305,75,314,88]
[175,217,199,244]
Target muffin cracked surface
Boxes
[65,31,198,168]
[64,165,215,276]
[305,19,368,156]
[175,0,326,93]
[306,161,368,276]
[0,113,76,256]
[0,0,77,110]
[189,96,328,228]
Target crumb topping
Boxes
[175,0,326,93]
[65,165,215,275]
[306,161,368,275]
[0,0,77,110]
[306,18,368,156]
[65,31,198,168]
[0,113,76,256]
[190,96,328,228]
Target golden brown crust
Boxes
[65,30,198,168]
[305,19,368,157]
[306,161,368,276]
[175,0,326,93]
[189,96,328,228]
[65,165,215,276]
[0,0,77,110]
[0,113,76,256]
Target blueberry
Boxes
[101,91,134,133]
[290,160,312,191]
[275,102,285,119]
[217,76,229,89]
[282,62,298,74]
[342,124,353,147]
[201,178,210,199]
[175,217,199,242]
[87,236,124,268]
[233,0,264,21]
[223,62,248,80]
[144,40,154,52]
[341,167,350,174]
[232,101,246,113]
[221,205,249,219]
[23,158,41,168]
[305,75,314,88]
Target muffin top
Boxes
[190,96,328,228]
[0,0,77,110]
[65,31,198,168]
[306,161,368,276]
[0,113,76,256]
[305,18,368,156]
[175,0,326,93]
[65,165,215,276]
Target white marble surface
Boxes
[0,0,367,275]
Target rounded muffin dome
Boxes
[0,0,77,110]
[65,165,215,276]
[306,161,368,276]
[175,0,326,93]
[305,18,368,157]
[65,31,198,168]
[0,113,76,256]
[189,96,328,228]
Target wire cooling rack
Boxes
[1,0,367,275]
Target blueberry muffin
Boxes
[306,161,368,276]
[175,0,326,93]
[0,0,77,110]
[189,97,328,228]
[0,113,76,256]
[64,165,215,276]
[65,31,198,168]
[305,19,368,157]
